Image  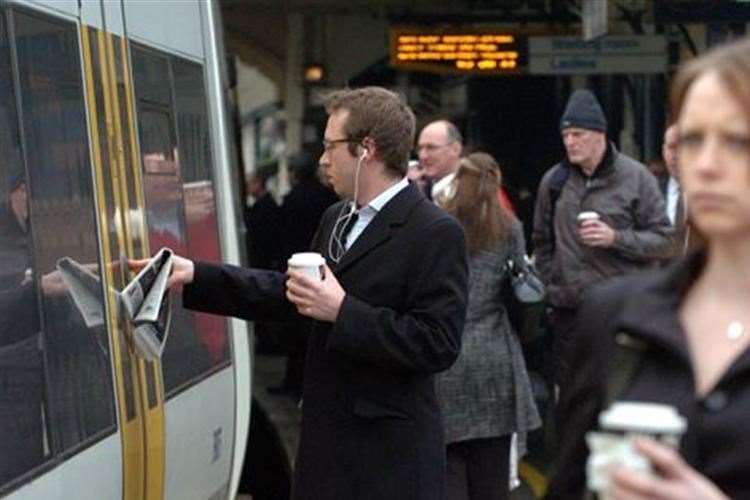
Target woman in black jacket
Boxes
[549,36,750,500]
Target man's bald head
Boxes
[417,120,463,181]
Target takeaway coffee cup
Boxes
[585,402,687,492]
[577,211,601,226]
[288,252,325,280]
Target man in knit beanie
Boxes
[531,89,671,387]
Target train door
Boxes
[0,5,122,498]
[0,1,244,498]
[78,3,238,499]
[127,42,237,500]
[122,2,238,498]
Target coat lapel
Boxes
[333,184,423,275]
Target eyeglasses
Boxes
[322,137,354,152]
[415,141,454,154]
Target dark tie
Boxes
[341,211,359,250]
[423,178,433,201]
[330,210,359,263]
[675,188,685,230]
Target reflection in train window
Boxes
[0,11,48,487]
[0,9,117,490]
[133,46,230,395]
[173,59,230,368]
[13,9,117,451]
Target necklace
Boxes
[727,321,746,341]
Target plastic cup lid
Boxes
[599,402,687,435]
[577,211,600,221]
[288,252,325,267]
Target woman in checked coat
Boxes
[436,152,541,500]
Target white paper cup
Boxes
[577,211,601,225]
[288,252,325,280]
[586,402,687,492]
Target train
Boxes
[0,0,254,498]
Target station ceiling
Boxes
[219,0,582,88]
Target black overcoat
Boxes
[184,183,469,500]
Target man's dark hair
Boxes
[324,87,416,177]
[289,151,318,181]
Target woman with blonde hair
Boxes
[550,36,750,500]
[436,152,540,500]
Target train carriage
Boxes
[0,0,251,498]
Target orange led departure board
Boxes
[390,27,526,75]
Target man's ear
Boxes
[360,137,376,160]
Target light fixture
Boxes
[304,64,324,83]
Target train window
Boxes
[0,11,48,487]
[132,46,230,395]
[173,59,230,368]
[12,7,116,459]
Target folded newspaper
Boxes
[120,248,174,361]
[57,248,174,361]
[56,256,106,329]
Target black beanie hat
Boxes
[559,89,607,133]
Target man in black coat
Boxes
[244,170,283,270]
[145,87,469,499]
[272,152,339,394]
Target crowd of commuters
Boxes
[130,35,750,500]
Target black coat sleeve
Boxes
[183,261,299,322]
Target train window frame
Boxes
[130,42,231,399]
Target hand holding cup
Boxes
[578,211,616,248]
[286,253,345,322]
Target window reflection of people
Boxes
[550,37,750,500]
[0,174,45,483]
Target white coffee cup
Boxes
[586,402,687,492]
[288,252,325,280]
[577,211,601,225]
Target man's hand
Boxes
[128,254,194,291]
[40,270,67,296]
[286,264,345,322]
[579,219,616,248]
[605,438,729,500]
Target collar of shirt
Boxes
[366,176,409,212]
[431,172,456,199]
[666,176,681,226]
[667,175,680,195]
[345,177,408,250]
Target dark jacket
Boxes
[532,144,672,309]
[184,183,469,500]
[657,173,689,259]
[244,191,282,269]
[282,179,339,256]
[548,252,750,499]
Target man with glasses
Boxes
[141,87,469,500]
[416,119,463,203]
